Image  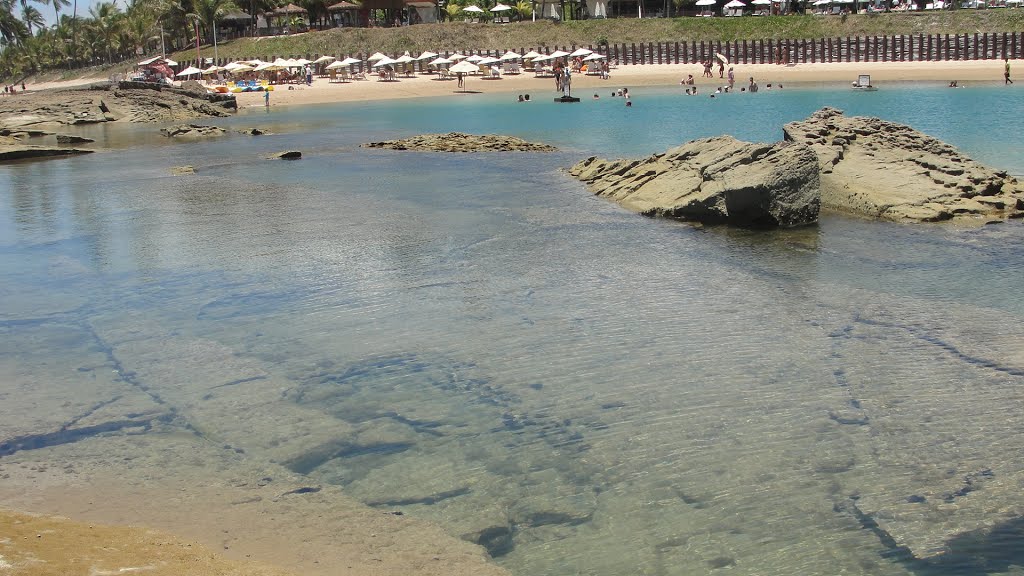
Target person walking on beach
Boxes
[717,60,725,78]
[1005,59,1013,85]
[456,71,465,89]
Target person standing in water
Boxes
[264,89,270,108]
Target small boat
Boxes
[852,74,877,91]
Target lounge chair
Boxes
[503,62,521,75]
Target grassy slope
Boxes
[195,11,1024,61]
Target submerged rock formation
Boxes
[363,132,557,153]
[569,136,821,228]
[784,107,1024,223]
[161,124,227,138]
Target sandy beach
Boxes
[235,60,1015,108]
[24,59,1015,110]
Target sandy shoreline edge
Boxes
[24,59,1016,110]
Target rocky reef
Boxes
[784,107,1024,223]
[569,135,821,228]
[0,81,235,131]
[569,108,1024,227]
[363,132,557,153]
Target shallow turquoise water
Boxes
[2,83,1024,576]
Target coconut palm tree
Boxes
[1,0,30,45]
[20,3,44,33]
[34,0,71,27]
[88,0,122,62]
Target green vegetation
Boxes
[2,0,1023,82]
[208,11,1024,61]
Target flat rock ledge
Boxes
[161,124,227,138]
[569,136,821,228]
[784,107,1024,223]
[363,132,557,153]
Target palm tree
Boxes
[34,0,71,26]
[20,3,44,33]
[1,0,29,45]
[513,0,531,18]
[88,0,122,62]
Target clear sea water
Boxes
[3,82,1024,576]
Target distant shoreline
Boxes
[24,59,1015,113]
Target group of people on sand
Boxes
[3,82,25,95]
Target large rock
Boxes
[568,135,821,228]
[784,107,1024,223]
[160,124,227,138]
[363,132,557,153]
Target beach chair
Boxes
[478,63,489,75]
[503,62,521,75]
[339,69,351,83]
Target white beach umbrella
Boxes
[582,53,606,61]
[696,0,716,5]
[490,2,512,10]
[463,4,484,11]
[227,65,254,74]
[449,60,480,73]
[202,65,222,74]
[522,50,543,59]
[367,52,388,62]
[448,53,469,61]
[222,61,246,71]
[500,51,523,60]
[294,58,313,66]
[477,56,501,65]
[175,66,203,77]
[372,57,398,67]
[429,57,454,66]
[325,60,347,69]
[393,54,416,64]
[549,50,570,58]
[531,53,553,62]
[813,0,830,4]
[416,51,439,60]
[569,47,593,57]
[313,55,336,64]
[752,0,771,4]
[254,61,284,71]
[724,0,745,6]
[337,57,362,66]
[465,54,485,62]
[449,60,480,92]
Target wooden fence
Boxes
[181,31,1023,73]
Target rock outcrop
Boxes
[269,150,302,160]
[784,107,1024,223]
[0,82,235,130]
[363,132,557,153]
[569,136,821,228]
[161,124,227,138]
